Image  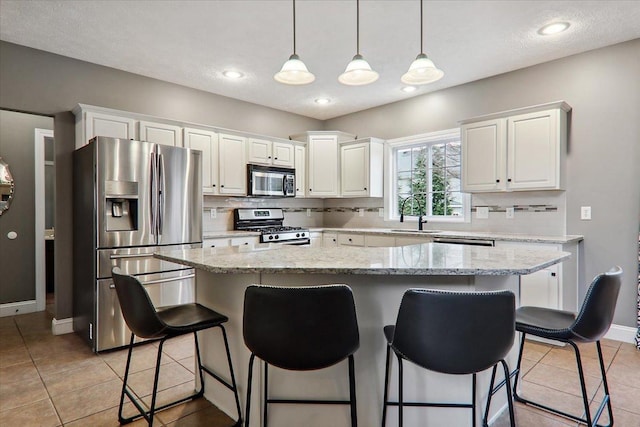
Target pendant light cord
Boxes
[420,0,424,54]
[292,0,297,55]
[356,0,360,55]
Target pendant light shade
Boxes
[274,0,315,85]
[401,53,444,84]
[339,54,379,86]
[275,54,315,85]
[339,0,378,86]
[402,0,443,85]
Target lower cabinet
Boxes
[322,233,338,247]
[203,236,259,248]
[337,233,365,247]
[365,235,397,247]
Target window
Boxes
[387,129,469,222]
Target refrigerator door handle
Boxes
[158,153,165,235]
[108,274,195,288]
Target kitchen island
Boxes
[156,242,570,427]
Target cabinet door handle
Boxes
[507,178,512,182]
[496,179,500,183]
[309,188,312,192]
[551,272,556,277]
[364,187,367,190]
[221,184,225,188]
[274,157,278,160]
[212,184,216,187]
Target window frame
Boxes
[384,128,470,223]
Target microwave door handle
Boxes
[282,175,287,196]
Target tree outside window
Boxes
[396,140,463,219]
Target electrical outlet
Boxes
[210,208,217,219]
[358,208,364,217]
[476,206,489,219]
[580,206,591,220]
[378,208,384,217]
[505,207,514,219]
[306,208,311,217]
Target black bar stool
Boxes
[382,289,516,427]
[243,284,360,427]
[513,266,623,427]
[111,267,242,427]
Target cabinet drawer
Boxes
[230,236,258,246]
[203,238,230,248]
[338,233,365,246]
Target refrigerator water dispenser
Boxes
[105,180,138,232]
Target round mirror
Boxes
[0,157,15,216]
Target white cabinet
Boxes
[247,138,294,168]
[76,110,137,148]
[365,235,396,247]
[310,232,323,247]
[139,121,183,147]
[202,238,230,248]
[337,233,365,247]
[230,236,259,246]
[294,145,306,198]
[218,133,247,195]
[340,138,384,198]
[322,233,338,247]
[184,128,219,194]
[461,102,569,192]
[308,134,339,197]
[395,236,432,246]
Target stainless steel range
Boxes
[234,208,310,245]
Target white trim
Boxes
[35,128,53,312]
[604,324,637,344]
[0,300,38,317]
[51,317,74,335]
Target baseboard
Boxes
[0,300,38,317]
[605,324,637,344]
[51,317,74,335]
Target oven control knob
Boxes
[296,233,300,238]
[268,235,274,240]
[275,235,279,240]
[301,232,306,237]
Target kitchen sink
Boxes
[390,229,441,234]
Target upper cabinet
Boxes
[247,138,294,168]
[184,127,219,194]
[294,144,306,198]
[218,133,247,195]
[307,134,340,197]
[76,109,136,148]
[340,138,384,198]
[139,121,183,147]
[461,101,570,192]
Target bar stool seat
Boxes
[243,284,360,427]
[382,289,516,427]
[111,267,242,427]
[513,266,623,427]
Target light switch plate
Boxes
[505,207,514,219]
[306,208,311,217]
[358,208,364,217]
[476,206,489,219]
[581,206,591,220]
[378,208,384,218]
[210,208,217,219]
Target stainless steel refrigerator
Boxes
[73,136,202,352]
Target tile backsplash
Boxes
[203,190,567,236]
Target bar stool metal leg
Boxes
[348,354,358,427]
[381,344,392,427]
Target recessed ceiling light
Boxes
[315,98,331,105]
[223,70,244,79]
[401,86,417,93]
[538,22,570,36]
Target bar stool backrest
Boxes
[569,266,622,343]
[243,284,360,371]
[392,289,515,375]
[112,267,167,339]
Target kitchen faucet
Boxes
[399,195,428,231]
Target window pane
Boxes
[397,149,412,172]
[431,144,445,169]
[412,147,427,169]
[446,168,461,191]
[445,142,461,167]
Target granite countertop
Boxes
[312,228,583,244]
[155,243,570,276]
[202,230,261,239]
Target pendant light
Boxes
[401,0,443,85]
[339,0,378,86]
[274,0,315,85]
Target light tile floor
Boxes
[1,308,639,426]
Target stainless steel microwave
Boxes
[247,164,296,197]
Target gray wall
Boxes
[0,41,323,319]
[0,110,53,303]
[326,39,640,328]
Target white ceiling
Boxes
[1,1,639,120]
